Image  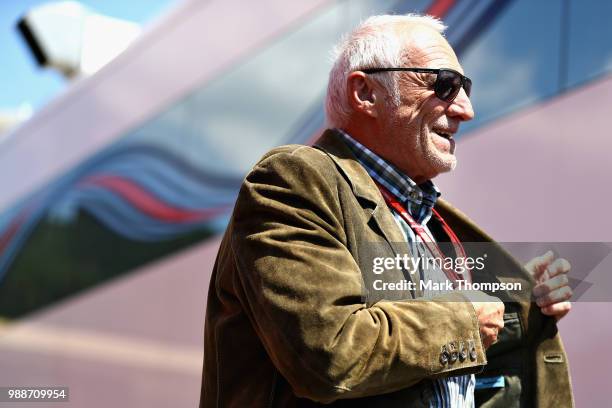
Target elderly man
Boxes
[200,14,573,407]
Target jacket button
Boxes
[448,341,458,363]
[459,341,467,362]
[440,351,449,365]
[468,339,477,361]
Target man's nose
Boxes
[447,88,474,121]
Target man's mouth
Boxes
[433,130,453,140]
[432,130,456,153]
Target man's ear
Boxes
[347,71,379,118]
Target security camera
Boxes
[16,1,140,79]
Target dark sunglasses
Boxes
[361,67,472,103]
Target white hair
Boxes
[324,14,446,128]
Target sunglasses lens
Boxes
[435,70,462,102]
[464,77,472,97]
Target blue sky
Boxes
[0,0,178,112]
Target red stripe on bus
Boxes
[83,175,225,223]
[426,0,456,18]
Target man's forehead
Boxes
[394,23,463,72]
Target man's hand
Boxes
[461,291,505,349]
[524,250,572,321]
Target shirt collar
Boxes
[336,129,441,224]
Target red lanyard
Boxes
[375,182,472,284]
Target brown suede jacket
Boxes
[200,129,573,407]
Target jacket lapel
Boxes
[313,130,422,297]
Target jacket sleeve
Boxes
[230,147,486,403]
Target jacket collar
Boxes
[313,129,383,208]
[314,129,494,241]
[314,129,409,251]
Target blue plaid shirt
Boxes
[337,129,475,408]
[336,130,440,224]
